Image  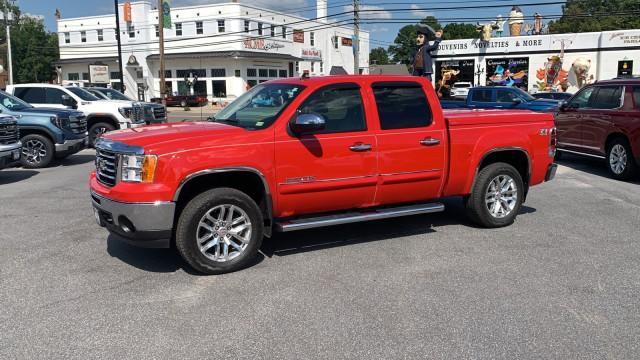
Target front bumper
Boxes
[545,163,558,181]
[91,191,175,248]
[55,136,88,154]
[0,142,22,169]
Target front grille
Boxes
[95,148,118,187]
[132,105,145,124]
[69,115,88,134]
[152,106,166,120]
[0,122,19,145]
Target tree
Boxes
[548,0,640,34]
[388,16,442,64]
[442,23,479,40]
[0,1,59,83]
[369,47,390,65]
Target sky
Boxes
[18,0,565,47]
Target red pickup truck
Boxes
[90,76,557,274]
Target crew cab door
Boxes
[371,81,446,205]
[274,83,377,217]
[580,85,623,155]
[555,86,596,151]
[495,88,524,109]
[467,88,495,109]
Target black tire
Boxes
[606,137,637,181]
[465,162,525,228]
[20,134,54,169]
[89,122,116,147]
[180,100,187,107]
[176,188,264,275]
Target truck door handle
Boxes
[349,143,372,152]
[420,137,441,146]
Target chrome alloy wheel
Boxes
[609,144,627,175]
[22,139,47,165]
[196,204,252,262]
[484,175,518,219]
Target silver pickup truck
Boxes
[0,115,21,170]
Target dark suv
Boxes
[555,79,640,180]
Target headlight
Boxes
[119,107,132,119]
[120,154,158,183]
[50,116,69,129]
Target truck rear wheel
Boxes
[466,162,524,228]
[176,188,264,275]
[606,137,637,181]
[20,134,54,169]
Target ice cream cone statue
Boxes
[509,6,524,36]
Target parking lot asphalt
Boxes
[1,151,639,359]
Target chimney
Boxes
[317,0,327,22]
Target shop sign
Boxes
[293,30,304,43]
[618,60,633,77]
[243,38,285,51]
[124,1,132,22]
[301,48,322,60]
[88,64,109,84]
[486,57,529,89]
[341,37,353,46]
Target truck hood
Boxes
[103,121,247,153]
[14,107,84,117]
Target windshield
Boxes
[0,90,33,111]
[87,89,109,100]
[213,83,305,129]
[66,87,100,101]
[99,88,132,101]
[513,88,536,101]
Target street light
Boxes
[184,71,198,96]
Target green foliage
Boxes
[1,1,59,83]
[369,47,390,65]
[443,23,479,40]
[548,0,640,33]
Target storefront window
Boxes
[178,80,206,96]
[435,59,475,99]
[212,80,227,97]
[486,58,529,89]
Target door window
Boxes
[372,82,432,130]
[13,87,45,103]
[591,86,623,109]
[471,89,493,102]
[297,84,366,134]
[45,88,67,104]
[567,87,595,109]
[496,89,519,103]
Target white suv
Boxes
[6,84,145,146]
[451,82,473,99]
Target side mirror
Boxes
[290,113,326,136]
[513,98,523,105]
[559,101,568,111]
[61,94,77,109]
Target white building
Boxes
[55,0,369,101]
[432,29,640,94]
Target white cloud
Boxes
[343,5,392,20]
[410,4,433,18]
[369,26,389,33]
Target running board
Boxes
[275,202,445,232]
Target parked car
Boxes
[85,87,167,125]
[90,75,557,274]
[532,92,573,101]
[441,86,561,112]
[151,94,208,107]
[0,91,87,168]
[0,115,21,170]
[555,78,640,180]
[6,84,145,146]
[451,82,472,99]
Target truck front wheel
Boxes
[89,122,116,147]
[466,162,524,228]
[176,188,264,275]
[20,134,54,169]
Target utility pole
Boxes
[3,3,14,84]
[158,0,166,105]
[353,0,359,75]
[113,0,125,93]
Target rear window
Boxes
[471,89,492,102]
[591,86,623,109]
[13,87,45,103]
[372,82,432,130]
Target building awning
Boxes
[329,66,348,75]
[53,56,118,65]
[147,51,302,61]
